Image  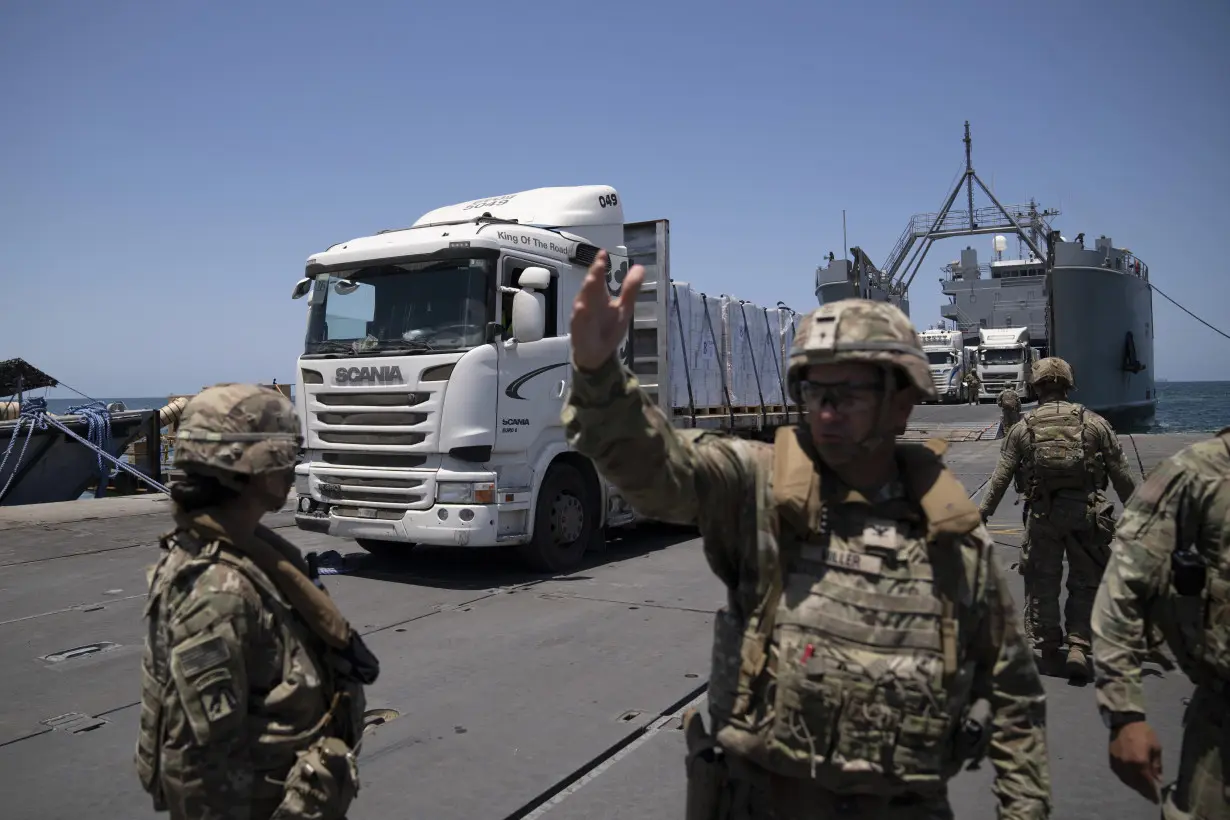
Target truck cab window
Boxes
[503,260,558,338]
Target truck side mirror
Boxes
[292,278,312,300]
[512,290,546,343]
[518,266,552,291]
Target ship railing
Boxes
[1122,252,1149,281]
[882,204,1053,276]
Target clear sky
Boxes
[3,0,1228,398]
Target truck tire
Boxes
[355,538,416,560]
[518,462,595,573]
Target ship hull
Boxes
[1049,265,1156,428]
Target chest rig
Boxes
[713,425,986,790]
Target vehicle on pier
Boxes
[290,186,804,571]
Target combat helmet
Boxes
[174,383,303,490]
[1031,357,1074,390]
[786,299,938,402]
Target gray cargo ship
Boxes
[815,123,1156,428]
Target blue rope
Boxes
[65,401,113,477]
[0,399,52,501]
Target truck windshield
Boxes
[303,256,495,356]
[926,351,956,366]
[980,348,1024,365]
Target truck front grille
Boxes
[309,390,434,450]
[315,472,429,511]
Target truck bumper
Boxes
[295,499,505,547]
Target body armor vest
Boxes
[1160,428,1230,693]
[710,425,986,793]
[136,528,366,811]
[1024,403,1097,497]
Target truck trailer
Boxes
[289,186,805,572]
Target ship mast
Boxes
[879,121,1059,297]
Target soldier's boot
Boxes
[1065,644,1091,681]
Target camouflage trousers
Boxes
[1022,515,1110,652]
[709,757,952,820]
[1162,686,1230,819]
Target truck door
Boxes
[495,257,570,455]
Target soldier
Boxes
[964,369,982,404]
[136,383,379,820]
[978,358,1136,680]
[998,387,1022,433]
[1091,430,1230,813]
[563,251,1050,819]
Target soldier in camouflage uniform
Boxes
[562,250,1050,819]
[998,387,1022,433]
[963,369,982,404]
[1091,430,1230,815]
[136,383,379,820]
[979,358,1136,681]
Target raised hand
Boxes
[570,249,644,371]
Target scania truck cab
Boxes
[918,329,965,403]
[290,186,639,572]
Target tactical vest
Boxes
[711,425,986,791]
[136,529,366,811]
[1164,427,1230,693]
[1024,404,1095,496]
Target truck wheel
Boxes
[518,463,594,573]
[356,538,416,560]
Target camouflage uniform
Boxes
[964,371,982,404]
[563,300,1050,819]
[1092,430,1230,817]
[136,384,377,820]
[979,359,1136,676]
[998,388,1022,433]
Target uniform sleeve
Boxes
[980,426,1026,518]
[1093,417,1138,503]
[970,537,1052,818]
[1091,456,1195,718]
[562,354,760,587]
[162,564,263,820]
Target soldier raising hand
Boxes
[563,292,1051,819]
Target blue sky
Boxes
[2,0,1228,398]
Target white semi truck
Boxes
[289,186,804,572]
[918,329,966,403]
[976,326,1038,401]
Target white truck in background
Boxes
[976,326,1038,401]
[918,329,966,403]
[289,186,804,572]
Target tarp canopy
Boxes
[0,359,58,395]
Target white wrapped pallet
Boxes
[719,297,787,408]
[777,307,802,397]
[729,300,786,406]
[666,282,726,411]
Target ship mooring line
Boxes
[1126,433,1147,480]
[506,683,709,820]
[1149,283,1230,342]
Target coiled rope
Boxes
[0,398,51,502]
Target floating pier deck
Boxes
[0,403,1210,820]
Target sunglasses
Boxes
[797,379,886,412]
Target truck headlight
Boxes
[436,481,496,504]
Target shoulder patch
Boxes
[177,635,231,677]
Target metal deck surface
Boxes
[0,405,1212,820]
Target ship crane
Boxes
[880,122,1060,299]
